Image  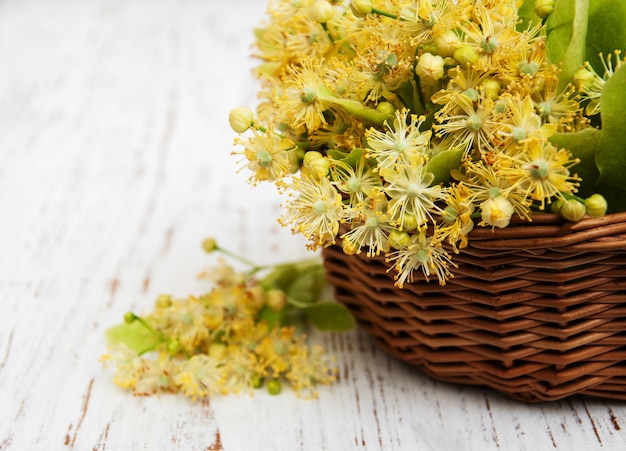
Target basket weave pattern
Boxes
[322,212,626,402]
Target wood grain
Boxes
[1,0,625,450]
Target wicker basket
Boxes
[322,212,626,402]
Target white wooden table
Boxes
[1,1,626,449]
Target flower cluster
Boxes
[102,256,339,399]
[231,0,618,286]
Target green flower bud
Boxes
[434,30,461,57]
[376,101,395,116]
[202,237,217,253]
[388,229,411,249]
[453,46,480,65]
[573,68,596,91]
[266,289,287,312]
[228,106,254,133]
[310,0,334,23]
[401,213,418,231]
[350,0,372,17]
[155,294,172,308]
[208,342,227,360]
[251,375,264,389]
[267,378,282,395]
[550,198,564,214]
[416,52,445,81]
[534,0,555,19]
[584,194,608,218]
[303,151,330,178]
[559,199,586,222]
[245,285,266,312]
[123,312,136,324]
[166,339,181,355]
[480,79,501,100]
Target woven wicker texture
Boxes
[322,212,626,402]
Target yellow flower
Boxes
[341,190,391,256]
[499,139,580,209]
[279,59,331,130]
[330,156,381,204]
[386,230,455,287]
[280,176,344,249]
[384,164,446,229]
[233,128,295,184]
[365,109,431,172]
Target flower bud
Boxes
[229,106,254,133]
[350,0,372,17]
[123,312,136,324]
[401,213,419,231]
[303,151,330,178]
[209,342,227,360]
[550,198,564,214]
[310,0,334,23]
[573,68,596,91]
[534,0,555,19]
[156,294,172,308]
[202,237,217,253]
[267,378,282,395]
[480,196,515,228]
[453,46,480,65]
[341,237,359,255]
[559,199,586,222]
[584,194,607,218]
[166,339,181,355]
[480,79,501,100]
[245,285,266,312]
[415,52,445,81]
[266,289,287,312]
[434,30,461,57]
[376,101,395,116]
[388,229,411,250]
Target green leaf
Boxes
[546,0,590,92]
[302,301,356,332]
[549,127,601,197]
[258,305,284,329]
[259,264,298,292]
[426,147,465,184]
[328,147,364,168]
[517,0,543,31]
[286,264,326,305]
[585,0,626,75]
[595,63,626,210]
[105,321,161,354]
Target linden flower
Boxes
[281,176,344,248]
[279,59,330,130]
[387,231,455,287]
[286,345,336,399]
[330,157,381,204]
[341,191,392,257]
[234,128,295,184]
[494,95,549,145]
[499,140,580,209]
[175,355,226,399]
[383,164,446,229]
[434,93,497,154]
[365,109,431,172]
[576,51,625,116]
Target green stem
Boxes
[132,314,191,358]
[371,8,398,19]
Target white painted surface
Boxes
[1,1,625,449]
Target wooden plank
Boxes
[1,0,626,450]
